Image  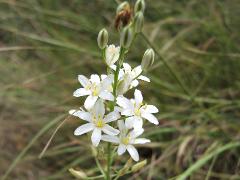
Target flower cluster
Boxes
[69,0,158,162]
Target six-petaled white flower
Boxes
[105,44,120,66]
[73,74,114,110]
[102,120,150,161]
[111,63,150,91]
[70,100,120,147]
[117,89,159,130]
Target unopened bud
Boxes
[69,168,88,179]
[141,49,155,71]
[120,27,133,48]
[116,1,130,14]
[97,28,108,49]
[134,0,145,14]
[134,12,144,33]
[131,159,147,172]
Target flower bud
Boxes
[141,49,155,71]
[116,1,130,14]
[131,159,147,172]
[120,27,133,49]
[69,168,87,179]
[134,0,145,14]
[97,28,108,49]
[134,12,144,33]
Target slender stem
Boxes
[106,47,125,180]
[95,157,106,179]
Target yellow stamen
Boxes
[121,137,129,145]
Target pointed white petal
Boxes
[125,116,143,130]
[117,120,126,131]
[121,109,134,116]
[123,63,132,72]
[138,75,150,82]
[127,145,139,161]
[101,74,107,80]
[74,123,94,136]
[131,79,139,88]
[142,113,159,125]
[73,88,91,97]
[129,128,144,138]
[102,135,119,143]
[78,75,89,87]
[116,96,133,109]
[142,105,158,114]
[84,95,98,110]
[93,99,105,118]
[134,89,143,105]
[70,110,92,122]
[104,111,120,123]
[118,144,126,155]
[99,91,114,101]
[134,138,151,144]
[132,65,142,78]
[91,128,102,146]
[90,74,101,84]
[102,124,120,136]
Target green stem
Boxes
[106,47,125,180]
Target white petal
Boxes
[125,116,143,130]
[99,91,114,101]
[84,95,98,110]
[121,109,134,116]
[129,128,144,138]
[134,89,143,105]
[131,79,139,88]
[102,135,119,143]
[73,88,91,97]
[101,74,107,80]
[78,75,89,87]
[141,113,159,125]
[132,65,142,78]
[70,110,92,122]
[134,138,150,144]
[127,145,139,161]
[91,128,102,146]
[102,124,120,136]
[93,99,105,118]
[74,123,94,136]
[138,75,150,82]
[104,111,120,123]
[90,74,101,84]
[116,96,133,109]
[117,120,126,131]
[118,144,126,155]
[142,105,159,114]
[123,63,132,72]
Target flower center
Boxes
[121,137,129,145]
[92,83,100,96]
[134,108,141,116]
[93,115,104,128]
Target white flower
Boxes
[102,120,150,161]
[73,74,114,110]
[105,45,120,66]
[111,63,150,93]
[117,89,159,130]
[69,100,120,147]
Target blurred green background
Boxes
[0,0,240,179]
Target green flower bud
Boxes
[131,159,147,172]
[116,1,130,14]
[69,168,87,179]
[120,27,133,48]
[97,28,108,49]
[134,11,144,33]
[134,0,145,14]
[141,48,155,71]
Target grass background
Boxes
[0,0,240,179]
